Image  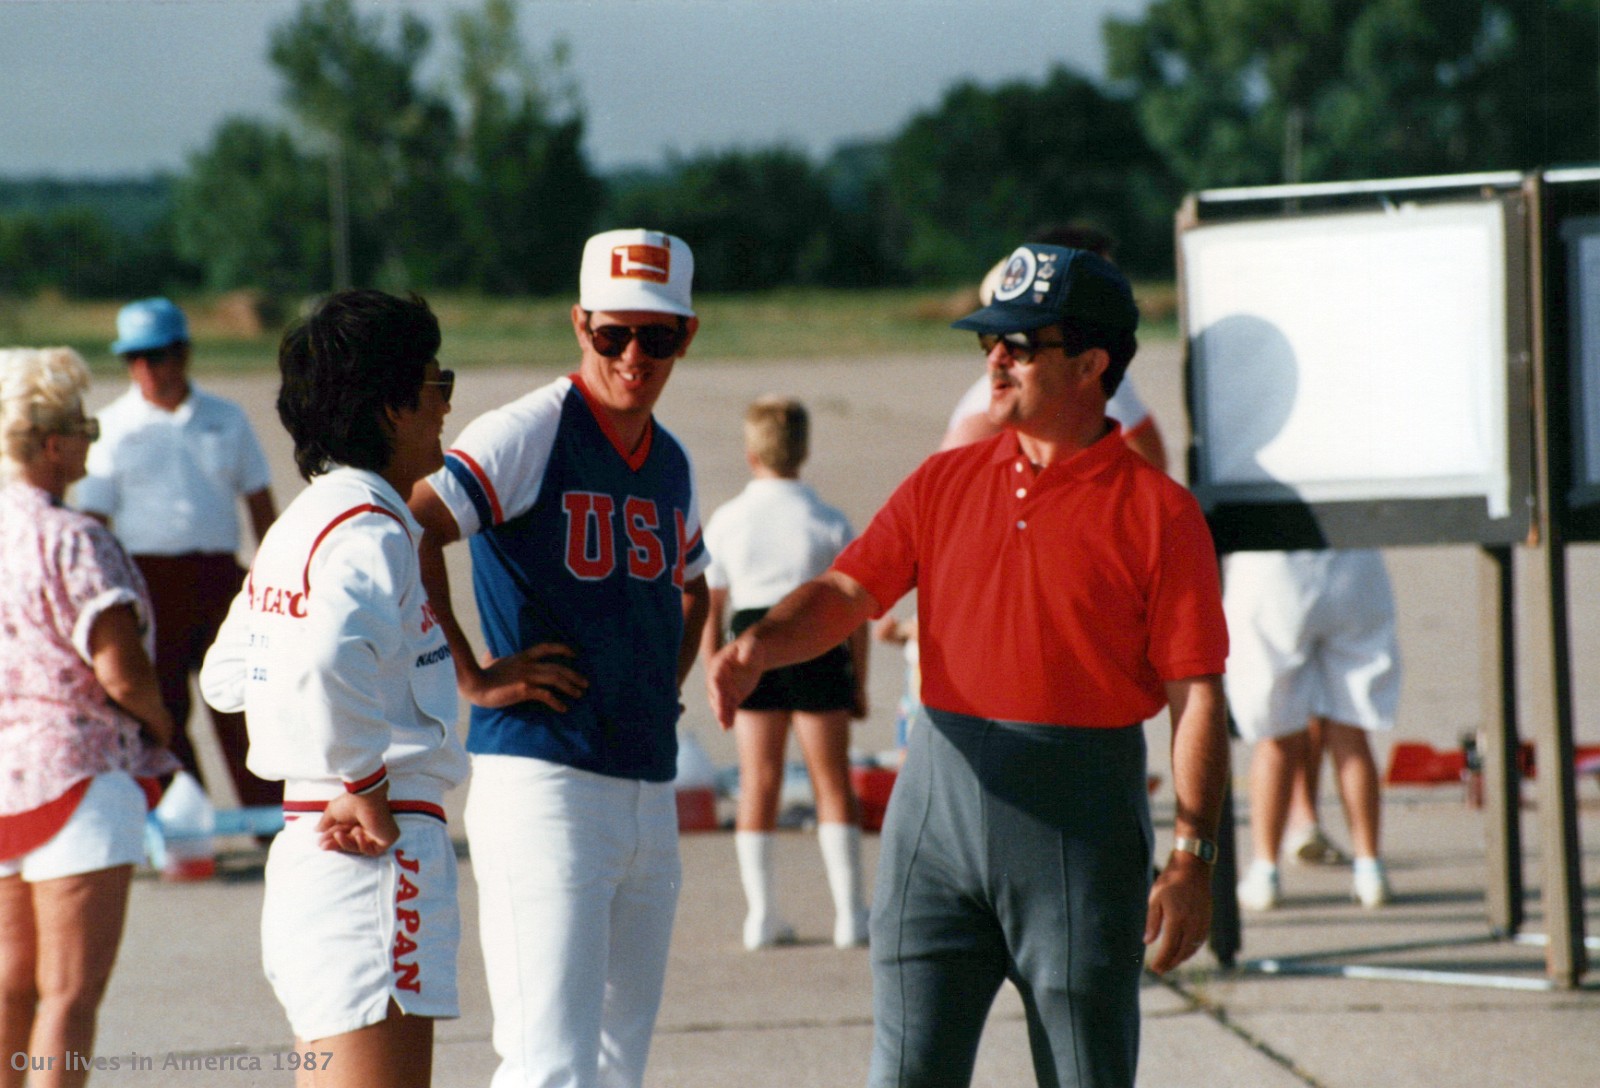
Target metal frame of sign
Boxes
[1179,172,1536,553]
[1545,168,1600,538]
[1182,171,1592,991]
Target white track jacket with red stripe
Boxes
[200,466,467,810]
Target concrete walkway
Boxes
[94,780,1600,1087]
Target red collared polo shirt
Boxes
[834,426,1227,726]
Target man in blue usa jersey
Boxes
[409,228,711,1088]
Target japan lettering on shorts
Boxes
[392,849,425,993]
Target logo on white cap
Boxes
[610,244,670,283]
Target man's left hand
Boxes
[1143,850,1213,974]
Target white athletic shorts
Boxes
[0,772,146,882]
[261,810,460,1042]
[1223,549,1401,742]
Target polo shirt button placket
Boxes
[1013,459,1030,530]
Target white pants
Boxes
[467,754,682,1088]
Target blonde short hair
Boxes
[0,347,91,482]
[743,395,809,476]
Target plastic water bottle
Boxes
[151,772,217,880]
[674,731,719,832]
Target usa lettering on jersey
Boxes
[562,490,691,588]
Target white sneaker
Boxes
[1237,863,1281,911]
[834,907,870,949]
[1352,863,1392,909]
[1286,824,1351,867]
[743,915,797,951]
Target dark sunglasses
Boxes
[978,331,1068,365]
[586,319,687,360]
[53,417,100,442]
[421,369,455,404]
[123,346,180,365]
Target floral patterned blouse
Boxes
[0,481,177,815]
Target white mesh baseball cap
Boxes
[578,229,695,317]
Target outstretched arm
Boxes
[706,570,878,729]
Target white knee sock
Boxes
[735,830,792,949]
[818,822,869,947]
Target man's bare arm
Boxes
[678,574,710,688]
[705,570,878,729]
[1144,674,1229,974]
[698,586,729,665]
[408,479,586,710]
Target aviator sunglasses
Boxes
[585,318,688,360]
[977,331,1069,365]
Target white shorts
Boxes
[1223,549,1401,742]
[261,811,460,1042]
[0,772,146,882]
[467,754,681,1088]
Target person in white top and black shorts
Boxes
[700,396,871,951]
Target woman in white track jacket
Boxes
[201,291,468,1088]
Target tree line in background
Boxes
[1,0,1595,301]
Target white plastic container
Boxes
[149,772,217,880]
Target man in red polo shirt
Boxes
[707,243,1229,1088]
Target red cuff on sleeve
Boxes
[345,766,388,796]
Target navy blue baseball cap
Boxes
[952,245,1138,336]
[112,297,190,355]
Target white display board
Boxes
[1562,216,1600,503]
[1185,201,1512,518]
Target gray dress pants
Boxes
[868,710,1152,1088]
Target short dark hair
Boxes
[276,290,441,481]
[1059,320,1138,398]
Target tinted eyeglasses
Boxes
[421,369,455,404]
[978,331,1068,365]
[54,418,100,442]
[586,319,688,360]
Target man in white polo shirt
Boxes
[77,297,280,807]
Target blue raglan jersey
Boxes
[426,374,709,782]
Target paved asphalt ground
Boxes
[73,344,1600,1085]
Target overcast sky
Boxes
[3,0,1151,178]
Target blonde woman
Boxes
[0,347,176,1088]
